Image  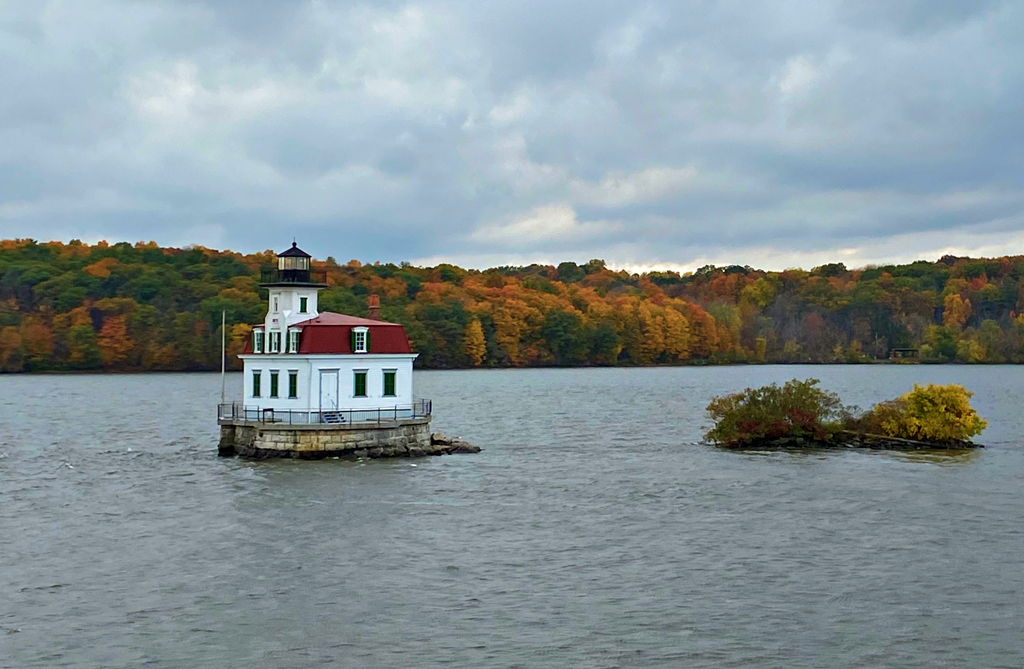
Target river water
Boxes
[1,365,1023,668]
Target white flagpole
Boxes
[220,310,226,404]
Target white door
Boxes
[319,370,339,412]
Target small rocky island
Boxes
[705,379,987,451]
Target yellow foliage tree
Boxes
[943,293,971,330]
[637,303,666,364]
[754,337,767,361]
[464,318,486,366]
[228,323,253,366]
[872,383,987,442]
[663,307,690,360]
[493,298,538,366]
[956,337,984,362]
[686,307,719,358]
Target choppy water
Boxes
[1,365,1023,668]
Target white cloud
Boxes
[469,204,619,246]
[777,55,819,95]
[488,91,533,126]
[570,166,698,207]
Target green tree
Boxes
[67,325,101,369]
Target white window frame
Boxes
[269,331,282,353]
[288,369,299,399]
[253,330,264,354]
[272,295,279,312]
[353,326,368,353]
[299,297,308,313]
[252,370,262,397]
[288,329,300,353]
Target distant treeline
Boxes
[1,238,1024,372]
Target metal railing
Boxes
[259,268,328,285]
[217,398,432,426]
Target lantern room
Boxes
[260,242,327,287]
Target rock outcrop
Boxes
[430,433,483,455]
[716,430,982,450]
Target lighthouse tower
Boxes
[256,242,326,356]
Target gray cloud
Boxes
[1,0,1023,270]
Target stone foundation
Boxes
[219,418,436,459]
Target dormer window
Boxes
[253,330,264,354]
[288,329,300,353]
[352,326,369,353]
[269,331,281,353]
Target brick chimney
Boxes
[367,294,381,320]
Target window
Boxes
[253,330,264,353]
[269,331,281,353]
[383,370,396,397]
[252,370,261,397]
[288,371,298,399]
[353,370,367,398]
[270,371,279,398]
[288,330,300,353]
[352,327,369,353]
[299,297,308,313]
[273,296,279,312]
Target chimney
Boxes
[367,294,381,321]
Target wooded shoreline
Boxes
[3,239,1024,373]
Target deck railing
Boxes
[217,398,432,426]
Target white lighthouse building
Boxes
[216,242,484,459]
[230,242,426,425]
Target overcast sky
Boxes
[2,1,1023,271]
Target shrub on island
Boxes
[705,380,987,448]
[704,379,848,446]
[849,383,987,444]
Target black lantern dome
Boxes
[260,242,327,286]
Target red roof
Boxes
[243,311,413,355]
[293,313,398,327]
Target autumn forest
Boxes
[2,238,1024,373]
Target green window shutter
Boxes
[288,372,298,399]
[270,372,279,398]
[354,371,367,397]
[253,371,261,397]
[383,371,395,397]
[366,329,372,352]
[350,329,356,352]
[300,297,307,313]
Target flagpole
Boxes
[220,310,226,404]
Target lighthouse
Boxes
[217,242,438,458]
